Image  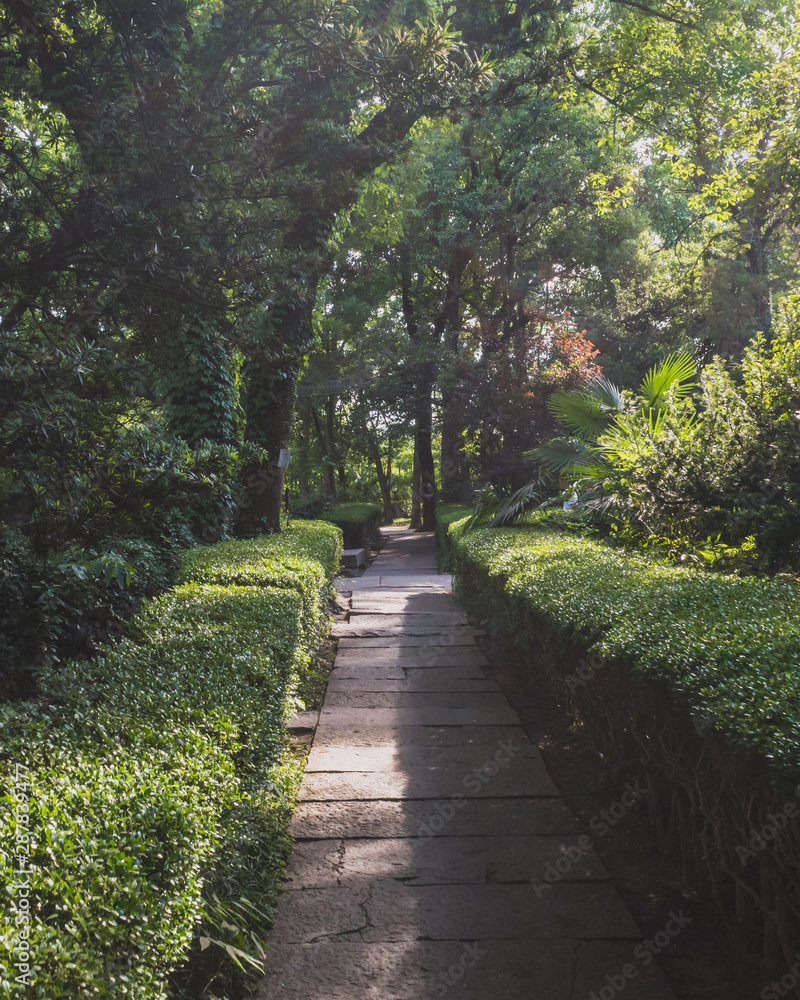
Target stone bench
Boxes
[341,547,366,570]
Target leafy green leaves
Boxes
[639,351,697,410]
[451,523,800,774]
[0,520,340,1000]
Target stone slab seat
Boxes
[341,548,366,569]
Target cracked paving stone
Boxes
[304,739,545,772]
[333,647,489,668]
[283,835,607,888]
[269,882,641,945]
[311,724,531,748]
[335,634,480,647]
[322,691,512,711]
[325,672,495,692]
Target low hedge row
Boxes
[320,502,382,549]
[435,504,473,570]
[0,520,342,1000]
[450,521,800,970]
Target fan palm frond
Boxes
[548,375,625,440]
[465,478,548,530]
[527,436,608,476]
[640,352,697,409]
[587,376,626,413]
[547,390,608,439]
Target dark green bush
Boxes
[451,524,800,968]
[319,502,382,549]
[0,526,181,696]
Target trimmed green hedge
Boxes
[0,520,342,1000]
[451,523,800,968]
[177,520,341,651]
[435,504,474,569]
[320,502,382,549]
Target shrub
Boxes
[1,701,237,1000]
[435,503,473,569]
[177,520,342,649]
[0,527,181,696]
[319,502,382,549]
[451,524,800,969]
[0,522,340,1000]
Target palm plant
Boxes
[466,352,698,528]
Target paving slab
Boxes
[257,940,677,1000]
[299,766,559,801]
[318,706,521,727]
[305,739,544,772]
[326,673,497,693]
[336,577,452,591]
[333,647,488,668]
[332,620,476,636]
[336,633,480,647]
[378,574,452,587]
[311,724,530,748]
[269,881,642,944]
[349,589,453,601]
[329,664,487,683]
[349,600,459,614]
[285,835,607,888]
[344,612,469,628]
[291,797,581,839]
[322,691,512,711]
[339,626,484,652]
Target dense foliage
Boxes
[0,520,341,1000]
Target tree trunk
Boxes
[401,242,436,531]
[745,215,771,345]
[436,251,470,500]
[242,298,314,533]
[410,440,421,529]
[417,394,436,532]
[325,393,347,489]
[366,429,393,524]
[312,408,337,498]
[295,409,312,496]
[440,382,469,500]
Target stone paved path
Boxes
[257,528,679,1000]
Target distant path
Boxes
[257,527,678,999]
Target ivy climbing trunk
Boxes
[243,297,315,533]
[157,315,238,446]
